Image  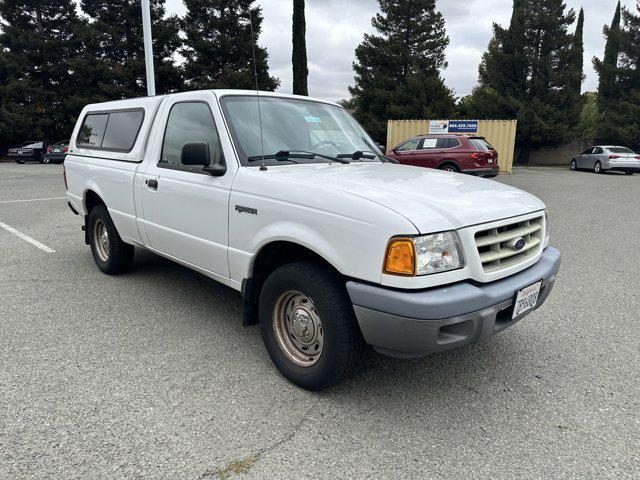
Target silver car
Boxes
[570,145,640,175]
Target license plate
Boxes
[18,150,23,155]
[512,280,542,319]
[54,148,61,153]
[487,159,493,164]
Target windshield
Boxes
[220,95,383,166]
[469,138,494,151]
[608,147,635,154]
[21,141,42,148]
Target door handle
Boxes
[146,178,158,189]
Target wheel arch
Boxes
[242,240,343,327]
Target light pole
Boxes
[141,0,156,96]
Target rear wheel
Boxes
[624,171,634,176]
[439,163,459,173]
[88,204,134,275]
[15,158,25,164]
[570,159,577,171]
[594,161,603,174]
[258,261,362,391]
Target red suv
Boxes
[386,134,499,177]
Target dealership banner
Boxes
[428,120,479,134]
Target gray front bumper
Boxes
[347,247,561,358]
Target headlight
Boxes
[384,232,464,276]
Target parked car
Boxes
[43,140,70,164]
[64,91,560,391]
[8,140,48,163]
[386,134,499,177]
[570,145,640,175]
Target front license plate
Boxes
[512,280,542,319]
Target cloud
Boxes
[163,0,636,100]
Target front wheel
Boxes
[258,261,362,391]
[88,204,134,275]
[594,161,603,174]
[570,159,577,171]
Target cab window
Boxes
[159,102,223,173]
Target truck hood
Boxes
[266,163,545,233]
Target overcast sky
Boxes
[164,0,635,101]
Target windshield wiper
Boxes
[336,150,377,161]
[248,149,350,164]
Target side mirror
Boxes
[182,141,210,166]
[376,143,386,155]
[181,141,227,177]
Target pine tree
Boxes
[595,4,640,147]
[593,1,623,142]
[348,0,455,143]
[181,0,279,91]
[79,0,183,99]
[0,0,82,151]
[292,0,308,96]
[470,0,579,163]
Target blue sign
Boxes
[448,120,478,133]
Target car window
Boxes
[469,138,493,151]
[21,141,43,148]
[101,111,144,151]
[592,147,603,154]
[436,138,460,149]
[160,102,223,172]
[581,148,594,155]
[396,138,420,152]
[608,147,634,154]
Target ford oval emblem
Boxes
[513,237,526,250]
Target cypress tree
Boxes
[596,4,640,147]
[470,0,579,163]
[181,0,279,91]
[348,0,455,143]
[568,8,585,99]
[593,1,623,142]
[0,0,81,151]
[79,0,183,99]
[292,0,308,96]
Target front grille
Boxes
[474,216,544,273]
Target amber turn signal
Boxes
[384,239,415,276]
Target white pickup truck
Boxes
[65,90,561,390]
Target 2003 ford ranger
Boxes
[65,90,561,390]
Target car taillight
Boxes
[62,146,68,153]
[47,147,52,153]
[609,155,621,159]
[471,152,483,160]
[63,164,68,190]
[635,155,640,160]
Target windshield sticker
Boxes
[304,116,322,123]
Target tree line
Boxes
[1,0,639,162]
[0,0,278,152]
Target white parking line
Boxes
[517,168,552,176]
[0,196,66,204]
[0,221,56,253]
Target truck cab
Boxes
[65,90,560,390]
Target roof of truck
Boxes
[82,90,341,111]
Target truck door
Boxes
[139,94,233,277]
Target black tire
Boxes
[42,157,50,164]
[15,158,25,164]
[570,159,577,171]
[258,261,362,391]
[88,204,134,275]
[438,163,459,173]
[624,171,634,176]
[594,161,603,174]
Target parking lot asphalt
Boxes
[0,163,638,479]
